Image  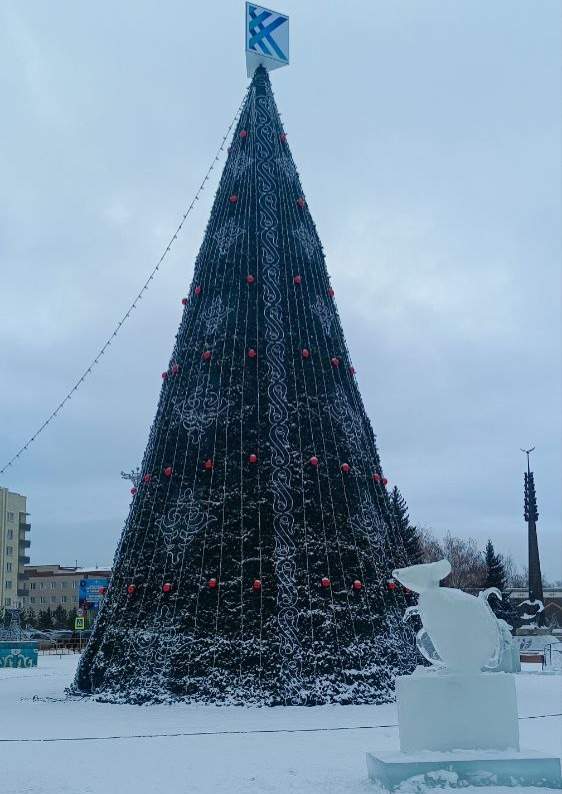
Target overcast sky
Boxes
[1,1,560,581]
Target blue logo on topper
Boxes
[245,3,289,76]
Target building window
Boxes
[62,596,67,604]
[6,562,12,573]
[5,581,12,589]
[51,582,56,589]
[40,597,46,604]
[40,582,45,589]
[30,597,36,604]
[61,581,68,588]
[51,596,56,603]
[6,546,13,556]
[5,598,11,606]
[7,529,13,540]
[7,512,14,522]
[30,582,36,590]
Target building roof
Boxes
[25,565,111,577]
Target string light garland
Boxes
[0,91,248,476]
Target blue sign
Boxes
[0,641,38,668]
[246,3,289,77]
[79,578,109,609]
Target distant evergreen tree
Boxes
[66,608,78,631]
[22,608,37,628]
[38,608,53,630]
[484,540,517,627]
[391,486,422,566]
[53,605,67,629]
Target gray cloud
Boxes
[1,0,560,580]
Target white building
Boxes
[22,565,111,613]
[0,487,31,608]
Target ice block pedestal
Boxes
[366,671,562,789]
[397,670,519,753]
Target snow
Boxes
[0,657,560,793]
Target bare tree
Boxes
[416,528,486,589]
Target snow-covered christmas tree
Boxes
[73,56,418,706]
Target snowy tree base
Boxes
[68,668,400,707]
[366,749,562,790]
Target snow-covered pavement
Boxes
[0,656,560,793]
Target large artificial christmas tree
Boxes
[73,65,418,706]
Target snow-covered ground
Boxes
[0,656,560,794]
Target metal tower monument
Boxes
[521,447,544,610]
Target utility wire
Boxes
[0,90,249,476]
[0,712,559,744]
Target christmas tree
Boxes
[73,65,417,706]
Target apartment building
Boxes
[22,565,111,612]
[0,487,31,609]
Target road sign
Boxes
[74,617,85,631]
[246,3,289,77]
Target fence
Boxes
[542,642,562,671]
[38,639,84,655]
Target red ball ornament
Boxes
[309,456,319,467]
[202,350,212,361]
[163,466,173,478]
[130,487,137,495]
[327,288,335,298]
[252,579,262,592]
[301,348,310,359]
[208,578,218,590]
[387,579,397,591]
[341,463,350,473]
[161,371,168,380]
[293,274,302,285]
[321,577,331,589]
[382,478,388,486]
[171,364,180,375]
[297,196,306,208]
[229,194,238,204]
[331,357,340,368]
[280,132,287,143]
[127,584,136,595]
[204,458,213,471]
[372,473,381,483]
[143,474,152,484]
[194,286,202,296]
[246,274,255,284]
[349,366,356,376]
[239,129,248,138]
[162,582,173,593]
[248,348,257,359]
[181,297,188,306]
[352,579,363,591]
[99,586,107,595]
[248,453,258,464]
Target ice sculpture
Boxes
[393,559,501,673]
[366,565,562,787]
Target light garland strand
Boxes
[0,90,249,476]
